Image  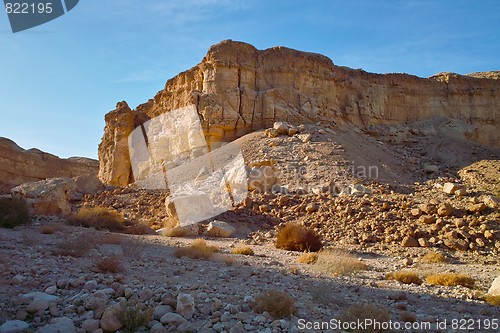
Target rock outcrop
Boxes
[0,137,98,192]
[98,40,500,186]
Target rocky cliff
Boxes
[0,137,98,191]
[98,40,500,186]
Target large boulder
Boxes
[206,220,236,238]
[36,317,75,333]
[11,178,77,216]
[488,275,500,296]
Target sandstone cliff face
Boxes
[0,137,98,191]
[98,40,500,185]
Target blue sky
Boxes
[0,0,498,158]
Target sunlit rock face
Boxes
[98,40,500,186]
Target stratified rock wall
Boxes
[0,138,98,191]
[98,40,500,186]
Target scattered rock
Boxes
[36,317,76,333]
[488,276,500,296]
[0,320,29,333]
[176,293,195,320]
[401,236,419,247]
[100,303,124,332]
[206,221,236,238]
[160,313,187,326]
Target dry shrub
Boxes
[53,235,95,257]
[426,273,475,288]
[40,225,55,235]
[173,239,219,260]
[314,251,367,276]
[276,223,322,252]
[386,271,423,285]
[96,256,124,273]
[254,290,296,318]
[123,221,153,235]
[400,311,417,322]
[69,207,124,231]
[122,241,144,258]
[338,303,391,333]
[231,246,254,256]
[421,251,446,263]
[484,295,500,306]
[101,233,123,245]
[289,266,299,275]
[118,300,153,333]
[297,252,318,264]
[0,197,30,229]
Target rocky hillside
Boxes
[0,137,98,192]
[98,40,500,186]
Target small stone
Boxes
[419,203,436,215]
[305,203,317,213]
[265,128,279,138]
[0,320,30,333]
[100,303,123,332]
[259,205,270,213]
[153,305,173,320]
[443,183,460,194]
[468,203,487,213]
[150,323,168,333]
[206,221,236,238]
[83,291,108,310]
[418,238,429,247]
[401,236,419,247]
[81,319,99,332]
[418,215,435,225]
[177,322,196,333]
[437,203,453,217]
[37,317,76,333]
[176,293,195,319]
[423,164,439,173]
[483,195,499,208]
[444,239,468,251]
[44,286,57,295]
[160,313,187,326]
[273,121,289,135]
[83,280,98,291]
[26,299,49,313]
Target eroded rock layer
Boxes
[98,40,500,186]
[0,137,98,191]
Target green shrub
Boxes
[275,223,322,252]
[118,300,154,333]
[0,197,30,228]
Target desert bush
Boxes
[40,225,55,234]
[426,273,475,288]
[484,295,500,306]
[69,207,124,231]
[0,197,30,229]
[275,223,322,252]
[174,239,219,260]
[95,256,124,273]
[386,271,423,285]
[338,303,391,333]
[122,241,144,258]
[231,246,254,256]
[118,300,154,333]
[100,233,123,245]
[400,311,417,322]
[253,290,296,318]
[297,252,318,264]
[52,235,95,257]
[314,251,367,276]
[421,251,446,263]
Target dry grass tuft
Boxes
[95,256,124,273]
[338,303,391,333]
[297,252,318,264]
[0,197,30,229]
[421,251,446,263]
[386,271,423,285]
[40,225,56,235]
[231,246,254,256]
[69,207,124,231]
[52,235,96,257]
[118,300,154,333]
[426,273,475,288]
[483,295,500,306]
[253,290,296,318]
[314,251,367,276]
[174,239,219,260]
[275,223,322,252]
